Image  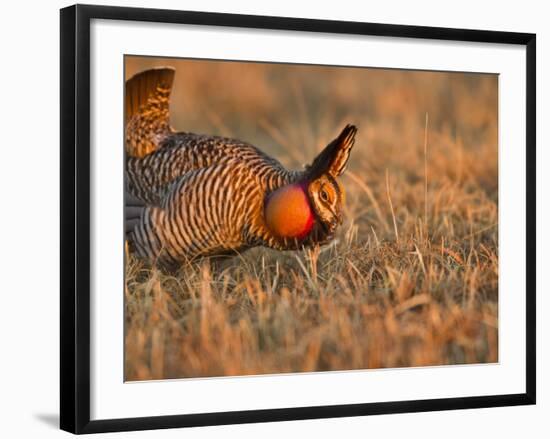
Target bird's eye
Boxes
[320,189,329,202]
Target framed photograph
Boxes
[60,4,536,434]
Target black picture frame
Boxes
[60,4,536,434]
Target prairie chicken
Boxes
[125,67,357,267]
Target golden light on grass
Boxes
[124,57,498,380]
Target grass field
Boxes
[124,57,498,380]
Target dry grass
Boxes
[124,57,498,380]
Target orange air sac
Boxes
[265,184,315,239]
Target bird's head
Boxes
[264,124,357,243]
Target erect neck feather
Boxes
[264,182,314,239]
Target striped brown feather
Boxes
[129,156,300,266]
[126,132,298,205]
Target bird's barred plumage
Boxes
[126,134,299,205]
[125,67,357,267]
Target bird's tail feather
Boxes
[125,67,175,158]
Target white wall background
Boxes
[0,0,546,437]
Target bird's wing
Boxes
[126,132,290,204]
[128,162,252,265]
[125,67,175,158]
